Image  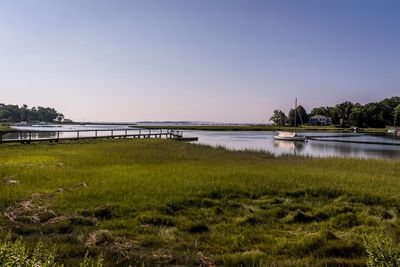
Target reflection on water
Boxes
[2,125,400,160]
[4,132,57,140]
[2,125,145,141]
[184,130,400,160]
[273,141,305,156]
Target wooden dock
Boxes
[0,128,185,144]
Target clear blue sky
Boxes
[1,0,399,123]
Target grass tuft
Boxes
[1,139,400,265]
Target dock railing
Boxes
[0,128,184,144]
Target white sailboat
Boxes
[274,98,307,141]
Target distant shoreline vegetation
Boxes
[270,96,400,128]
[2,96,399,130]
[136,124,347,131]
[0,103,69,123]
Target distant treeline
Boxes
[0,104,65,123]
[270,96,400,128]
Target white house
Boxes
[309,115,332,125]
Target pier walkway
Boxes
[0,128,184,144]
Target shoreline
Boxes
[1,122,391,135]
[135,124,389,134]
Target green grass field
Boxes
[0,139,399,266]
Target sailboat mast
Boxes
[294,98,297,130]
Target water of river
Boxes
[4,125,400,160]
[184,130,400,160]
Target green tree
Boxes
[28,107,39,121]
[362,103,386,128]
[0,105,20,122]
[331,110,340,125]
[394,104,400,126]
[335,101,354,127]
[0,103,66,123]
[377,97,400,126]
[310,106,331,117]
[348,103,366,127]
[303,96,399,128]
[269,110,287,126]
[288,105,308,126]
[20,104,29,121]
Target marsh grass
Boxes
[0,233,103,266]
[0,124,10,131]
[0,139,400,266]
[364,234,400,266]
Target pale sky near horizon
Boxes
[1,0,399,123]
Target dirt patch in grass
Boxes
[85,229,114,246]
[3,182,87,225]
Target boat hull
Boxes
[274,135,307,141]
[273,131,307,141]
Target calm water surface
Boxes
[185,130,400,160]
[4,125,400,160]
[5,124,136,139]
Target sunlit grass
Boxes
[0,139,399,266]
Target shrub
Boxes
[79,252,104,267]
[0,233,56,267]
[363,235,400,267]
[0,233,103,267]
